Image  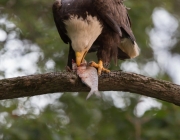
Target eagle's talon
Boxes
[102,68,110,74]
[90,60,110,75]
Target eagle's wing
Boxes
[52,1,70,44]
[93,0,135,42]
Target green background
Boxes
[0,0,180,139]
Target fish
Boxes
[72,60,101,99]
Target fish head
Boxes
[77,63,87,70]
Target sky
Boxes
[0,8,179,117]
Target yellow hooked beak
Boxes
[75,51,87,66]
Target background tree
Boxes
[0,0,180,139]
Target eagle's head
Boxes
[64,15,102,66]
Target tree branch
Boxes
[0,71,180,106]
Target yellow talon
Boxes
[90,60,110,75]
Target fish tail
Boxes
[95,90,101,98]
[86,90,101,100]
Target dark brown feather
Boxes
[93,0,135,41]
[92,0,136,64]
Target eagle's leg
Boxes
[67,45,76,70]
[90,60,110,75]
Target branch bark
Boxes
[0,71,180,106]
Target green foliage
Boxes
[0,0,180,139]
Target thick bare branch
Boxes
[0,71,180,106]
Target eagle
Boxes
[52,0,139,75]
